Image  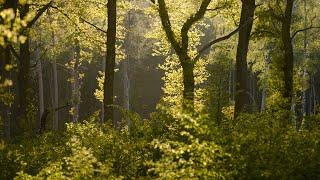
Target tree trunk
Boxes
[101,58,105,124]
[104,0,117,124]
[52,32,59,130]
[234,0,255,118]
[312,77,316,114]
[0,48,12,140]
[123,56,130,113]
[301,0,308,120]
[71,39,80,123]
[261,46,271,111]
[36,44,44,128]
[181,59,195,110]
[281,0,294,111]
[123,7,132,124]
[0,0,18,139]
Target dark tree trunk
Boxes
[104,0,117,124]
[181,59,195,110]
[234,0,255,118]
[281,0,294,110]
[0,0,18,140]
[15,4,31,130]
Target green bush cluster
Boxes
[1,109,320,179]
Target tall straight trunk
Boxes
[312,77,316,114]
[301,0,308,118]
[71,39,80,123]
[228,60,233,103]
[52,32,59,130]
[281,0,294,110]
[36,44,44,128]
[17,4,31,129]
[1,0,18,140]
[261,47,271,111]
[234,0,255,118]
[104,0,117,124]
[123,6,132,123]
[123,56,130,112]
[0,48,12,140]
[101,58,105,124]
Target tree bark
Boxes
[301,0,308,120]
[261,46,271,112]
[36,44,44,128]
[181,59,195,110]
[234,0,255,118]
[71,39,81,123]
[281,0,294,110]
[123,6,132,124]
[104,0,117,124]
[52,32,59,130]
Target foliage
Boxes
[222,112,320,179]
[147,109,235,179]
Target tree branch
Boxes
[157,0,182,55]
[181,0,212,54]
[79,17,107,34]
[49,5,81,31]
[194,27,239,61]
[291,26,320,39]
[26,1,53,29]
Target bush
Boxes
[223,112,320,179]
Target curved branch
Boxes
[194,27,239,61]
[79,17,107,34]
[291,26,320,39]
[26,1,53,29]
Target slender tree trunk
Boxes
[0,0,18,139]
[123,55,130,112]
[301,0,308,119]
[229,60,233,103]
[0,49,12,140]
[71,39,80,123]
[17,4,31,130]
[123,7,132,124]
[234,0,255,118]
[101,58,105,124]
[281,0,294,111]
[52,32,59,130]
[261,47,271,111]
[36,44,44,128]
[312,77,316,113]
[104,0,117,124]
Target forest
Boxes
[1,0,320,179]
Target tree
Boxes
[104,0,117,124]
[15,1,52,133]
[234,0,256,118]
[153,0,239,112]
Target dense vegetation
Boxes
[1,0,320,179]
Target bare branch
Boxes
[194,27,239,61]
[291,26,320,39]
[79,17,107,34]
